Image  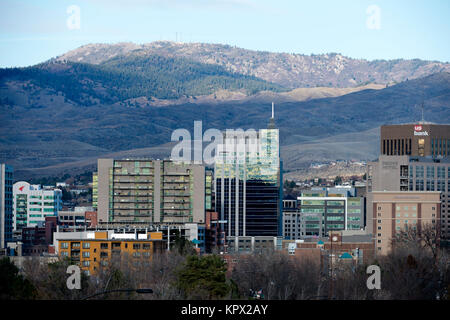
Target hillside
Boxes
[56,41,450,88]
[1,69,449,179]
[0,55,283,107]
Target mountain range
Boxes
[0,41,449,179]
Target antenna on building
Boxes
[272,102,274,119]
[421,101,425,123]
[268,102,276,129]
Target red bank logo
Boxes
[19,186,25,191]
[414,125,429,136]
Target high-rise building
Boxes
[0,164,13,248]
[367,155,450,239]
[380,123,450,157]
[214,105,283,238]
[95,159,206,225]
[367,122,450,247]
[12,182,62,231]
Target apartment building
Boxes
[55,230,165,275]
[13,181,62,231]
[95,159,205,225]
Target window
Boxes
[437,167,445,178]
[133,243,141,250]
[82,251,90,258]
[82,242,90,249]
[61,242,69,249]
[82,261,90,267]
[100,243,108,249]
[427,166,435,179]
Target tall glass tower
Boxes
[214,104,283,237]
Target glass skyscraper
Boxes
[214,108,283,237]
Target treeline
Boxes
[1,227,449,300]
[0,54,285,106]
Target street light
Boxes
[83,288,153,300]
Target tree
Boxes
[0,257,36,300]
[171,230,196,256]
[334,176,342,185]
[175,255,230,299]
[231,250,322,300]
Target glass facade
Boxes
[215,128,281,237]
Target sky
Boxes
[0,0,449,67]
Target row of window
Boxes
[411,166,450,178]
[60,242,152,250]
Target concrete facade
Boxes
[95,159,205,225]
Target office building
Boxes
[13,182,62,231]
[0,164,13,249]
[95,159,205,225]
[367,123,450,239]
[214,104,283,239]
[380,123,449,157]
[288,187,364,239]
[58,207,97,230]
[370,191,441,255]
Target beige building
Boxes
[370,191,441,255]
[94,159,205,225]
[367,155,449,239]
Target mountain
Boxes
[1,67,449,179]
[56,41,450,88]
[0,54,283,107]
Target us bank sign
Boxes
[414,125,429,136]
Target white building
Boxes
[13,182,62,231]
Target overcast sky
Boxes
[0,0,449,67]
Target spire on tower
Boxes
[272,102,274,119]
[268,102,276,129]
